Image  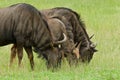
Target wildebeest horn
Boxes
[90,42,97,48]
[71,43,77,49]
[76,41,81,48]
[72,41,81,50]
[53,33,67,44]
[90,34,94,39]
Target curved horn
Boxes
[90,34,94,39]
[53,33,67,44]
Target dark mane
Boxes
[52,7,86,29]
[41,15,54,45]
[31,11,55,50]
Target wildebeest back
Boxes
[0,3,53,49]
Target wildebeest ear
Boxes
[94,49,98,52]
[93,48,98,52]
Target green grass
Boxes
[0,0,120,80]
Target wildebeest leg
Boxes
[24,46,34,70]
[10,44,17,66]
[16,44,23,67]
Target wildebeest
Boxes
[41,16,80,66]
[10,13,80,68]
[41,7,97,63]
[0,3,68,70]
[9,6,97,70]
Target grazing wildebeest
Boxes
[0,3,67,70]
[10,13,80,68]
[41,7,97,63]
[41,16,80,66]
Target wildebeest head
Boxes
[80,45,97,63]
[59,38,81,66]
[35,33,67,69]
[39,47,62,69]
[79,34,97,63]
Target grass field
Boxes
[0,0,120,80]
